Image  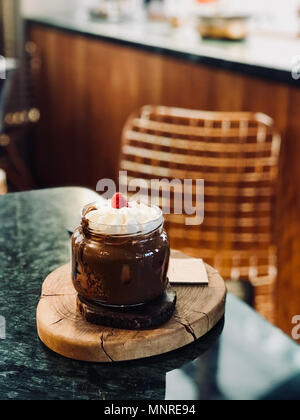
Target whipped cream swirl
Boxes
[84,199,163,235]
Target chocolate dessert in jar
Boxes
[71,193,170,308]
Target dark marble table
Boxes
[0,187,300,400]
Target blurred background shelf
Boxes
[23,13,300,85]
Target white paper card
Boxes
[168,258,209,285]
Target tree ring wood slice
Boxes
[76,285,177,330]
[37,251,227,363]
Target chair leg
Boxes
[225,279,255,307]
[1,129,35,191]
[0,168,7,194]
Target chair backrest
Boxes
[119,105,281,281]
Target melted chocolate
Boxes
[71,225,170,306]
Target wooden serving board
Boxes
[36,251,227,363]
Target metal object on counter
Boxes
[146,0,167,22]
[197,15,250,41]
[89,0,127,23]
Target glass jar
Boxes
[71,208,170,307]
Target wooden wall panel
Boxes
[28,25,300,341]
[276,90,300,341]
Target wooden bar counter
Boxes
[25,15,300,340]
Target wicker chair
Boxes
[119,105,281,322]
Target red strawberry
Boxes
[111,193,129,209]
